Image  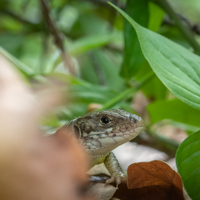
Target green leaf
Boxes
[148,2,164,32]
[70,84,119,104]
[121,0,148,79]
[0,47,34,76]
[135,62,167,100]
[148,99,200,127]
[109,2,200,110]
[80,49,125,89]
[176,130,200,199]
[68,31,122,56]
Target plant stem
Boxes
[40,0,75,75]
[99,72,154,110]
[152,0,200,55]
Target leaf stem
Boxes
[99,72,154,110]
[152,0,200,55]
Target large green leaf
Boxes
[148,99,200,127]
[109,2,200,110]
[121,0,148,79]
[176,130,200,199]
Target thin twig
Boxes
[163,15,200,36]
[152,0,200,55]
[99,72,155,110]
[39,0,75,75]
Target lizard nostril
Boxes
[136,119,144,128]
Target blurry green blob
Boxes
[19,34,43,73]
[51,0,69,8]
[46,71,120,121]
[0,47,34,77]
[121,0,149,79]
[160,26,192,49]
[91,50,125,89]
[70,84,119,105]
[57,5,79,33]
[148,2,165,31]
[0,33,23,56]
[57,83,120,121]
[143,76,167,101]
[80,49,125,89]
[57,103,89,121]
[70,2,110,37]
[3,0,41,23]
[148,99,200,127]
[68,31,122,55]
[0,16,23,32]
[110,2,200,110]
[168,0,200,24]
[135,63,167,101]
[176,130,200,200]
[40,114,61,128]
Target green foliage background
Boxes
[1,0,200,198]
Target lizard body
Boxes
[66,109,143,185]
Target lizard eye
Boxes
[100,116,111,124]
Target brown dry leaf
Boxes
[114,160,184,200]
[127,160,184,200]
[0,54,89,200]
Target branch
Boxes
[178,14,200,35]
[99,72,155,110]
[39,0,75,75]
[163,15,200,36]
[152,0,200,55]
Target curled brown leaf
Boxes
[127,160,184,200]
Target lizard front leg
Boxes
[104,152,127,186]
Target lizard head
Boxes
[67,109,143,156]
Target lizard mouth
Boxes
[82,123,144,154]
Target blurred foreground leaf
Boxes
[0,54,88,200]
[0,47,34,76]
[68,31,122,56]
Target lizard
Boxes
[65,109,143,186]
